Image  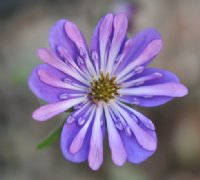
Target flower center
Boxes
[89,73,120,102]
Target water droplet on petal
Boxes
[154,72,162,78]
[78,117,86,126]
[144,95,154,98]
[115,121,123,131]
[91,50,99,62]
[59,93,69,100]
[79,47,87,59]
[134,66,144,74]
[132,97,140,105]
[125,126,132,137]
[134,81,144,86]
[67,116,75,124]
[74,102,84,110]
[63,78,72,85]
[77,56,84,65]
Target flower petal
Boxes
[110,101,157,163]
[32,97,86,121]
[61,103,93,163]
[28,64,79,103]
[88,104,104,170]
[104,104,127,166]
[37,48,90,86]
[99,13,113,72]
[114,28,162,79]
[49,19,77,60]
[119,83,188,97]
[106,13,128,73]
[65,21,88,51]
[69,108,95,154]
[119,68,188,107]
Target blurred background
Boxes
[0,0,200,179]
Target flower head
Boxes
[29,13,188,170]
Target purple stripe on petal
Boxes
[117,39,162,82]
[28,64,81,103]
[99,13,113,71]
[37,68,86,91]
[120,131,156,163]
[109,101,157,163]
[112,102,156,151]
[88,104,104,170]
[119,68,185,107]
[61,104,93,163]
[32,97,86,121]
[114,28,162,76]
[104,104,127,166]
[119,83,188,97]
[69,108,95,154]
[106,13,128,73]
[49,19,77,60]
[37,48,90,85]
[65,21,88,52]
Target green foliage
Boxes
[36,123,63,150]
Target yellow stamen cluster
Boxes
[89,73,120,102]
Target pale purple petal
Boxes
[106,13,128,73]
[37,68,87,91]
[49,19,77,60]
[69,108,95,154]
[112,102,157,151]
[119,68,186,107]
[99,13,113,72]
[88,104,104,170]
[119,83,188,97]
[104,104,127,166]
[114,28,162,76]
[65,21,88,52]
[110,101,157,163]
[37,48,90,86]
[28,64,79,103]
[61,103,93,163]
[32,97,86,121]
[116,39,162,82]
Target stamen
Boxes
[88,73,120,102]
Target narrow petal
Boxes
[112,102,156,151]
[32,97,86,121]
[114,28,162,77]
[28,64,80,103]
[119,83,188,97]
[109,101,157,163]
[119,68,185,107]
[116,39,162,82]
[37,48,90,85]
[61,103,93,163]
[104,104,127,166]
[69,108,95,154]
[37,68,87,91]
[106,13,128,73]
[65,21,88,51]
[99,13,113,72]
[116,102,155,131]
[88,104,104,170]
[49,20,77,60]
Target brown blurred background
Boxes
[0,0,200,179]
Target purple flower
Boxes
[29,13,188,170]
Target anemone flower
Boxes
[29,13,188,170]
